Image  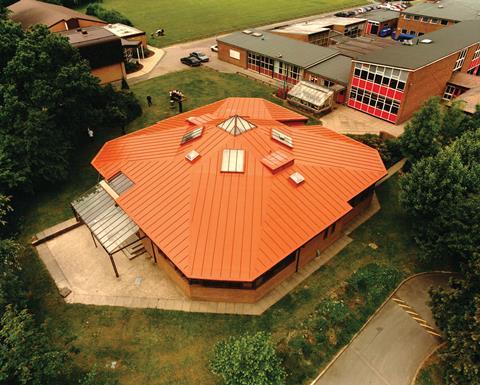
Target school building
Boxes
[72,98,387,303]
[348,20,480,124]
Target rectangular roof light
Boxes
[290,172,305,185]
[185,150,200,162]
[181,126,203,145]
[221,149,245,173]
[272,128,293,148]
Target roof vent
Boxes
[185,150,200,162]
[252,32,263,37]
[277,54,283,58]
[421,39,433,44]
[243,29,253,34]
[438,4,444,8]
[289,172,305,185]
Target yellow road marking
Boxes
[412,316,427,323]
[406,310,419,316]
[427,330,442,337]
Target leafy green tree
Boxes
[86,4,133,26]
[0,239,25,312]
[400,97,444,163]
[0,305,69,385]
[0,18,23,71]
[430,255,480,385]
[441,101,471,142]
[210,332,286,385]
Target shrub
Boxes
[347,134,403,168]
[86,4,132,26]
[347,264,403,313]
[210,332,286,385]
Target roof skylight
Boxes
[218,115,256,136]
[181,126,203,144]
[221,149,245,173]
[185,150,200,162]
[290,172,305,185]
[272,128,293,148]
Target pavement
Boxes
[312,272,452,385]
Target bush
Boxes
[347,264,403,314]
[210,332,286,385]
[86,4,133,26]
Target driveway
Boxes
[312,273,451,385]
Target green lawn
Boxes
[80,0,367,47]
[20,68,444,385]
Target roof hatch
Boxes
[218,115,256,136]
[221,149,245,173]
[261,150,294,173]
[181,126,203,144]
[272,128,293,148]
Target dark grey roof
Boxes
[364,9,399,23]
[58,26,119,48]
[357,20,480,70]
[403,0,480,21]
[307,55,352,85]
[8,0,102,29]
[217,30,339,68]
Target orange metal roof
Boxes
[92,98,387,282]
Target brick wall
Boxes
[217,41,248,68]
[91,62,125,84]
[396,16,454,36]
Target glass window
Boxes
[390,79,398,89]
[422,17,430,22]
[441,19,449,25]
[368,72,375,81]
[413,15,420,21]
[360,70,368,80]
[397,81,405,91]
[405,14,411,20]
[401,29,407,34]
[453,48,468,72]
[431,18,438,24]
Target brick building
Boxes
[72,98,386,303]
[397,0,480,37]
[363,10,399,36]
[347,20,480,124]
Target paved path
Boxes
[312,272,451,385]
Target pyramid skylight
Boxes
[218,115,256,136]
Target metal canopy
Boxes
[71,183,138,254]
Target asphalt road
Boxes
[313,273,451,385]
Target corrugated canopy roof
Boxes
[217,30,339,68]
[358,20,480,69]
[8,0,102,29]
[91,98,386,282]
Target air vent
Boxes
[420,39,433,44]
[185,150,200,162]
[181,126,203,144]
[243,29,253,34]
[252,32,263,37]
[272,128,293,148]
[290,172,305,185]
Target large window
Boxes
[453,48,468,72]
[350,86,400,115]
[472,44,480,61]
[353,63,408,92]
[443,85,457,100]
[441,19,449,25]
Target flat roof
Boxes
[91,98,386,282]
[59,26,119,48]
[332,35,398,59]
[307,54,352,85]
[357,20,480,70]
[454,87,480,114]
[449,72,480,89]
[364,9,400,23]
[8,0,102,29]
[272,25,330,35]
[403,0,480,22]
[272,16,366,35]
[103,23,145,38]
[218,29,339,68]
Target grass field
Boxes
[80,0,367,47]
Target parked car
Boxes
[379,26,393,37]
[180,56,201,67]
[334,11,349,17]
[210,44,218,52]
[190,51,209,62]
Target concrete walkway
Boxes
[311,272,451,385]
[35,194,380,315]
[126,46,165,80]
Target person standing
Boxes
[87,128,94,141]
[146,95,152,107]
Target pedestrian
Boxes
[87,128,94,141]
[146,95,152,107]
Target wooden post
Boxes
[90,230,98,248]
[151,239,157,264]
[109,253,120,278]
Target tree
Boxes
[210,332,286,385]
[400,129,480,264]
[0,239,25,312]
[430,255,480,385]
[0,305,69,385]
[400,97,444,163]
[441,101,471,142]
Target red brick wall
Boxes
[217,42,247,68]
[396,16,454,35]
[270,31,309,42]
